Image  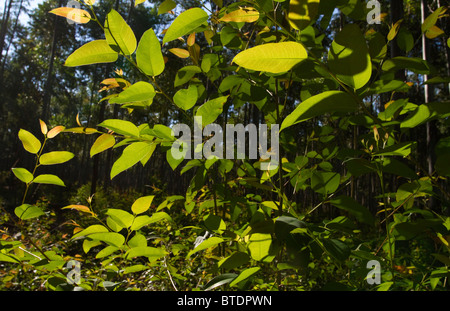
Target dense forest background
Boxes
[1,0,448,217]
[0,0,449,291]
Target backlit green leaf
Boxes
[65,40,118,67]
[32,174,66,187]
[104,9,137,55]
[232,41,308,74]
[18,129,41,154]
[136,28,165,77]
[328,24,372,89]
[39,151,74,165]
[72,224,109,239]
[158,0,176,15]
[187,237,224,258]
[280,91,358,131]
[229,267,260,287]
[98,119,140,137]
[89,232,125,248]
[90,134,116,157]
[382,57,430,74]
[131,195,155,215]
[110,142,156,179]
[105,209,135,228]
[173,85,198,110]
[11,168,33,184]
[163,8,208,44]
[288,0,320,30]
[14,204,44,220]
[195,96,228,127]
[323,238,350,262]
[125,246,166,261]
[109,81,156,105]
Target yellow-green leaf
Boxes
[288,0,320,30]
[15,204,44,220]
[39,151,74,165]
[32,174,66,187]
[163,8,208,44]
[18,129,41,154]
[135,0,146,6]
[131,195,155,215]
[158,0,176,15]
[11,168,33,184]
[65,40,118,67]
[232,42,308,74]
[110,142,156,179]
[136,28,165,77]
[105,9,137,55]
[219,7,260,23]
[90,133,116,157]
[49,7,91,24]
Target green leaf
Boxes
[109,81,156,105]
[110,142,156,179]
[104,9,137,55]
[229,267,260,287]
[330,195,375,226]
[436,154,450,176]
[65,40,118,67]
[281,91,357,131]
[96,246,120,259]
[204,273,238,291]
[311,171,340,196]
[421,6,447,33]
[136,28,165,77]
[382,57,430,74]
[203,214,226,234]
[322,238,350,262]
[174,65,201,87]
[248,233,273,262]
[32,174,66,187]
[195,96,228,127]
[90,134,116,157]
[131,195,155,215]
[397,27,414,53]
[89,232,125,248]
[105,209,135,228]
[72,224,109,239]
[98,119,140,137]
[125,246,166,261]
[158,0,176,15]
[374,141,416,157]
[400,102,450,129]
[381,158,417,179]
[0,253,21,263]
[232,41,308,74]
[163,8,208,44]
[187,237,224,258]
[128,233,147,248]
[129,216,150,231]
[218,252,250,270]
[14,204,44,220]
[173,85,198,110]
[288,0,320,30]
[11,168,33,184]
[39,151,74,165]
[328,24,372,89]
[219,7,260,23]
[18,129,41,154]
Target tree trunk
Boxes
[41,0,63,122]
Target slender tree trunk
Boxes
[0,0,13,66]
[422,0,437,209]
[390,0,405,91]
[41,0,63,122]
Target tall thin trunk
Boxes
[390,0,405,93]
[422,0,437,209]
[41,0,63,122]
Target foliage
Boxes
[1,0,450,291]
